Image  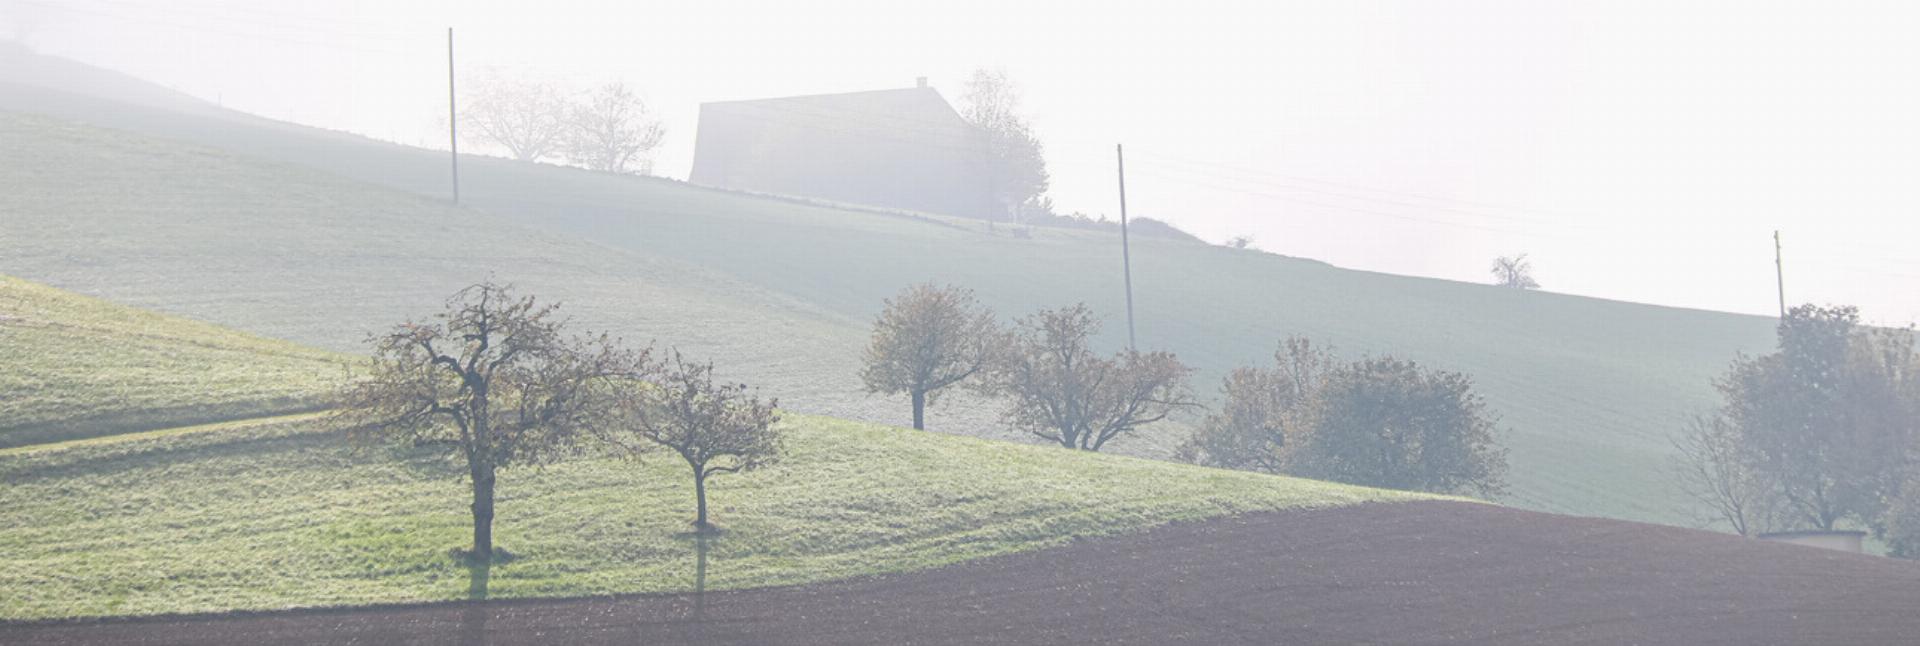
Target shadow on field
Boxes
[467,560,491,601]
[678,533,712,643]
[462,560,491,646]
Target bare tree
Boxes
[1490,254,1540,289]
[564,83,666,175]
[990,304,1194,451]
[463,69,571,162]
[961,68,1050,222]
[1670,413,1775,536]
[342,282,645,561]
[1225,235,1256,250]
[600,350,781,532]
[860,284,1003,430]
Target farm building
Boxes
[689,79,999,219]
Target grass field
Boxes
[0,50,1783,528]
[0,411,1430,621]
[0,275,350,447]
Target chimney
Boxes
[916,76,928,89]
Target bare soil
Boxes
[7,501,1919,645]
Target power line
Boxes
[1123,145,1607,223]
[1121,165,1566,238]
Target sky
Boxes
[4,0,1917,324]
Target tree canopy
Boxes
[989,304,1193,451]
[342,282,647,560]
[860,284,1003,431]
[961,68,1051,222]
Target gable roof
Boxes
[700,86,971,129]
[689,85,998,218]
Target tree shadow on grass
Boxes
[651,530,716,644]
[460,556,494,645]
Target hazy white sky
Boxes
[6,0,1917,324]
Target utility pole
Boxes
[447,27,460,205]
[1774,230,1785,318]
[1116,144,1137,352]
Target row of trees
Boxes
[462,71,666,174]
[344,283,778,562]
[1672,304,1920,552]
[860,286,1194,450]
[860,284,1510,496]
[351,281,1516,562]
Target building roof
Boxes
[700,85,969,125]
[689,82,999,218]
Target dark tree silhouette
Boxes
[1715,305,1915,531]
[342,282,645,561]
[1289,355,1509,497]
[1190,338,1508,498]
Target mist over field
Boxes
[4,0,1916,324]
[5,2,1920,644]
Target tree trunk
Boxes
[471,463,497,561]
[693,468,710,530]
[911,390,927,430]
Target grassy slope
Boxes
[0,111,871,436]
[0,413,1429,621]
[0,71,1779,527]
[0,275,349,447]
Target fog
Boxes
[6,0,1916,323]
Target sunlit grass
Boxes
[0,413,1437,620]
[0,275,352,447]
[0,105,1781,528]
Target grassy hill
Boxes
[0,276,1429,620]
[0,275,349,447]
[0,407,1428,621]
[0,50,1781,528]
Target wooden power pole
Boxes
[1116,144,1137,351]
[447,27,460,205]
[1774,230,1785,318]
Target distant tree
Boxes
[860,284,1003,431]
[990,304,1194,451]
[1716,305,1915,531]
[1225,235,1256,250]
[1181,338,1331,474]
[960,68,1050,222]
[1669,413,1777,536]
[599,351,781,532]
[564,83,665,175]
[1490,254,1540,290]
[1881,475,1920,557]
[463,69,571,162]
[1288,355,1509,497]
[343,282,645,561]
